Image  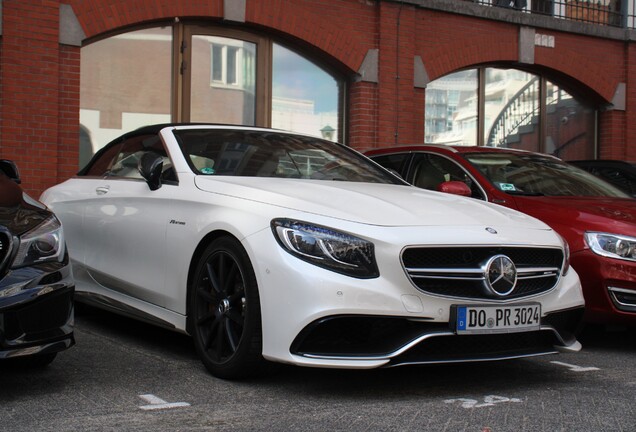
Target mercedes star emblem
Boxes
[483,254,517,297]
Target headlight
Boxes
[271,218,379,278]
[12,216,65,268]
[585,232,636,262]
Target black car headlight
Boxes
[12,216,65,268]
[585,232,636,262]
[271,218,379,278]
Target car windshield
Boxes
[174,129,403,184]
[463,152,631,198]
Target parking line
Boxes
[550,361,600,372]
[138,394,191,411]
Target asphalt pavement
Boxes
[1,306,635,431]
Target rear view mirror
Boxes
[0,159,21,184]
[138,152,164,191]
[437,180,471,197]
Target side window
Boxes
[597,167,636,196]
[81,142,124,177]
[370,154,409,178]
[88,133,177,182]
[109,135,157,179]
[411,153,486,200]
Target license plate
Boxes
[455,303,541,334]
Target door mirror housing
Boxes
[138,152,164,191]
[437,180,471,197]
[0,159,21,184]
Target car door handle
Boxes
[96,186,110,195]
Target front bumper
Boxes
[245,226,585,369]
[291,307,583,367]
[0,262,75,359]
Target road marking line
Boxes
[139,394,191,411]
[444,395,522,409]
[550,361,600,372]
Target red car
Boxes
[367,145,636,325]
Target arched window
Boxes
[272,44,340,142]
[425,68,596,160]
[80,24,344,166]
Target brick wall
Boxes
[0,1,63,194]
[0,0,631,195]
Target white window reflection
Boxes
[485,69,538,148]
[209,42,254,88]
[426,67,596,160]
[425,70,478,146]
[80,27,173,167]
[191,35,256,125]
[272,44,339,140]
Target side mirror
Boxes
[0,159,21,184]
[138,152,164,191]
[437,180,471,197]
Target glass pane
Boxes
[464,151,628,198]
[272,44,339,141]
[227,47,238,84]
[211,45,223,82]
[191,36,256,125]
[80,27,173,168]
[425,70,478,146]
[484,69,539,149]
[174,129,400,183]
[544,81,596,160]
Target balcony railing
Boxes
[470,0,635,28]
[487,77,540,147]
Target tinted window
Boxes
[585,165,636,196]
[81,133,177,182]
[370,154,409,177]
[465,152,630,198]
[174,129,403,184]
[81,142,124,177]
[411,153,485,199]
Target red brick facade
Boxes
[0,0,631,196]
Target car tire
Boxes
[189,236,265,379]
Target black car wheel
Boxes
[189,236,264,379]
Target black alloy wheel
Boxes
[189,236,264,379]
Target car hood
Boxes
[0,178,50,235]
[513,195,636,233]
[195,176,549,229]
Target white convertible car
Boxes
[41,124,585,379]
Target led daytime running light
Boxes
[272,219,379,279]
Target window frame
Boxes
[425,67,598,160]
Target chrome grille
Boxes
[402,246,564,300]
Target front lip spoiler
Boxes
[298,324,579,363]
[555,340,582,353]
[0,338,75,359]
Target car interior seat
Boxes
[414,163,447,190]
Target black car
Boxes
[0,159,74,366]
[569,160,636,197]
